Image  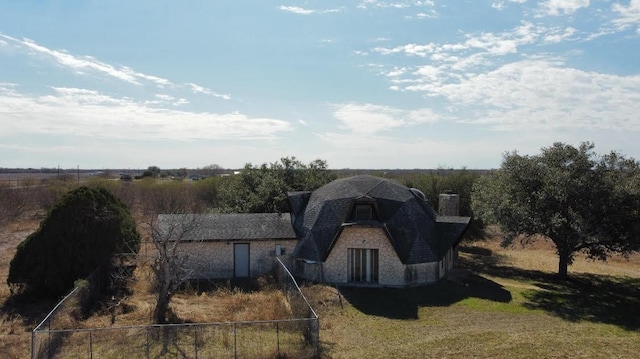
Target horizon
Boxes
[1,1,639,169]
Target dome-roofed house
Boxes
[288,175,470,286]
[157,174,470,287]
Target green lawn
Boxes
[308,245,640,359]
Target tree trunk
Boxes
[154,294,169,324]
[558,250,570,278]
[154,281,171,324]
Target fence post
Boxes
[233,323,237,359]
[89,331,93,359]
[276,322,280,356]
[146,327,150,359]
[31,330,35,359]
[194,326,198,359]
[311,319,320,358]
[48,323,51,359]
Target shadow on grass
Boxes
[522,274,640,330]
[458,247,640,331]
[0,291,59,329]
[337,273,512,320]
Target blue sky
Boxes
[1,0,639,169]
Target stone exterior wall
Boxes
[324,226,407,286]
[177,239,298,279]
[405,262,440,284]
[295,226,457,286]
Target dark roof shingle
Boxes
[157,213,297,241]
[289,174,470,264]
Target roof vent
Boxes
[410,188,427,202]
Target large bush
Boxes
[7,186,140,296]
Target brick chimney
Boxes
[438,191,460,216]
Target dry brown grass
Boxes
[80,266,296,328]
[469,232,640,278]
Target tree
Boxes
[149,213,200,324]
[193,176,222,209]
[142,165,161,178]
[201,163,225,177]
[403,168,485,238]
[218,157,336,213]
[472,142,640,277]
[136,180,202,324]
[7,186,140,296]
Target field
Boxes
[310,237,640,358]
[1,210,639,358]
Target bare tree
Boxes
[136,179,204,324]
[148,213,201,324]
[0,184,31,223]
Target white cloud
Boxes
[543,27,576,43]
[186,83,231,100]
[279,6,315,15]
[492,0,528,10]
[278,5,342,15]
[376,21,588,96]
[0,34,231,101]
[413,65,441,80]
[0,34,173,87]
[331,103,440,134]
[386,67,408,77]
[373,21,549,61]
[612,0,640,32]
[407,60,640,131]
[413,11,437,19]
[0,87,292,141]
[155,93,189,106]
[373,43,436,57]
[539,0,590,16]
[357,1,435,9]
[155,94,175,101]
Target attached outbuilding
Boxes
[155,213,298,279]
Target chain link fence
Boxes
[32,258,319,358]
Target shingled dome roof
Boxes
[288,175,469,264]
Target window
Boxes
[405,266,418,282]
[348,248,379,283]
[354,204,373,220]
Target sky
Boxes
[1,0,639,170]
